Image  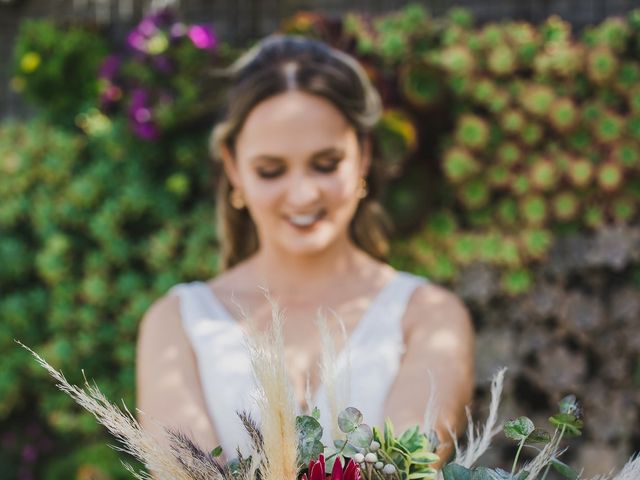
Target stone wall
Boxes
[463,225,640,478]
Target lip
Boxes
[283,209,326,229]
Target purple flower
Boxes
[127,29,147,52]
[128,89,159,140]
[188,25,217,50]
[132,121,159,140]
[99,54,122,79]
[21,445,37,463]
[170,22,186,40]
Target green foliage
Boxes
[11,20,109,125]
[0,118,217,475]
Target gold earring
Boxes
[230,188,245,209]
[357,178,368,199]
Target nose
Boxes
[285,172,321,207]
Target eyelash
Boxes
[257,160,340,179]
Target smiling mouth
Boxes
[284,210,327,228]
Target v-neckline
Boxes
[199,271,402,412]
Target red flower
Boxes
[300,454,361,480]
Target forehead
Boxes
[235,91,355,159]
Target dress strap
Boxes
[170,282,260,458]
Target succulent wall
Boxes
[3,4,640,479]
[285,6,640,296]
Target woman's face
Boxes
[223,91,369,257]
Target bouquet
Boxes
[19,301,639,480]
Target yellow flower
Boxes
[146,33,169,54]
[20,52,41,73]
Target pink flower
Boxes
[187,25,217,50]
[301,455,361,480]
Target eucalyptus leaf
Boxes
[442,463,472,480]
[338,407,363,433]
[504,417,535,441]
[527,429,551,444]
[350,424,373,448]
[548,413,583,437]
[551,458,579,480]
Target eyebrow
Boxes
[249,147,345,164]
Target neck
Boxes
[248,236,372,305]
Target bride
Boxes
[136,34,474,468]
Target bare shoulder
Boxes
[404,281,475,340]
[137,291,183,342]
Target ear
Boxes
[220,143,241,189]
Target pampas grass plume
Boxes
[245,292,299,480]
[16,341,209,480]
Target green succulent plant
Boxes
[487,164,512,188]
[500,109,526,135]
[628,86,640,114]
[593,111,625,143]
[591,17,631,52]
[565,157,594,188]
[477,23,504,49]
[511,174,531,196]
[519,194,547,225]
[529,158,560,191]
[454,114,490,151]
[629,116,640,141]
[458,177,491,209]
[400,62,446,109]
[584,204,606,228]
[615,62,640,92]
[587,46,618,84]
[520,84,555,117]
[488,45,517,76]
[549,97,579,132]
[442,147,480,184]
[496,141,523,166]
[520,121,544,147]
[439,45,476,75]
[496,198,519,227]
[612,142,640,169]
[519,228,553,260]
[500,267,531,296]
[447,7,474,29]
[540,15,573,44]
[552,191,581,221]
[597,161,624,192]
[610,195,637,223]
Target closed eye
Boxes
[314,156,343,173]
[256,167,285,179]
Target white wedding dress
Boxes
[170,270,427,457]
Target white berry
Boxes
[364,452,377,463]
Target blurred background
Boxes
[1,0,640,479]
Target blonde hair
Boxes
[211,35,392,270]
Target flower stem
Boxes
[510,436,527,478]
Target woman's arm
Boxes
[383,283,476,468]
[136,293,220,453]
